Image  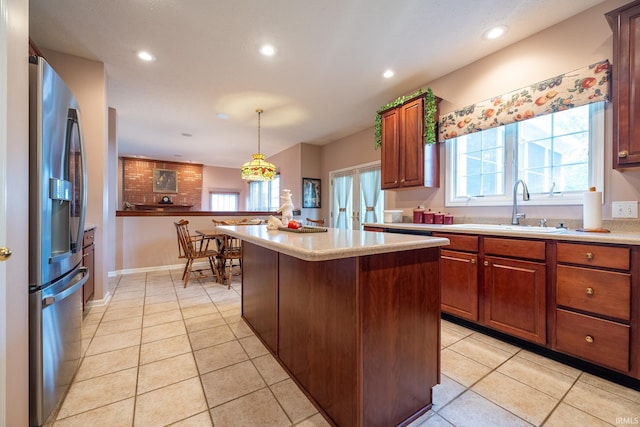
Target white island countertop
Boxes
[217,225,449,262]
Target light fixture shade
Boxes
[241,153,277,181]
[241,108,276,181]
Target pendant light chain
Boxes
[256,108,263,154]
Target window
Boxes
[446,103,604,207]
[248,175,280,211]
[209,192,239,211]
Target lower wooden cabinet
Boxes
[434,233,479,321]
[440,250,478,321]
[556,309,630,372]
[82,228,95,310]
[554,242,633,375]
[483,255,547,345]
[374,227,638,380]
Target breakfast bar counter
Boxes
[219,225,449,427]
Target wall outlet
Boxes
[612,201,638,218]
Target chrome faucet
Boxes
[512,179,530,225]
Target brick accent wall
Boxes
[122,158,203,210]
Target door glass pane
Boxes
[332,174,353,229]
[359,168,383,224]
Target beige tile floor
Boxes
[51,268,640,426]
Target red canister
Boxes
[413,207,424,223]
[434,212,444,224]
[444,213,454,224]
[423,209,434,224]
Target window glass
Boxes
[446,102,603,206]
[454,126,505,198]
[248,175,280,211]
[518,105,590,194]
[210,192,239,211]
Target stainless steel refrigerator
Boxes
[28,56,88,426]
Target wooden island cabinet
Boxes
[222,225,448,427]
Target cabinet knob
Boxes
[394,180,398,184]
[585,287,594,295]
[585,335,594,344]
[585,252,594,260]
[483,261,489,266]
[618,150,629,158]
[470,259,476,264]
[400,179,405,183]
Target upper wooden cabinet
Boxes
[606,0,640,168]
[380,95,439,189]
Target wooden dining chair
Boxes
[174,220,221,287]
[305,217,325,226]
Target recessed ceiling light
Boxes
[137,51,156,62]
[383,69,395,79]
[483,25,508,40]
[259,44,277,57]
[216,113,229,120]
[181,133,192,137]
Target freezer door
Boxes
[29,266,88,426]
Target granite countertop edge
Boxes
[364,223,640,245]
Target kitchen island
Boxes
[218,225,449,427]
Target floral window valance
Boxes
[438,59,610,142]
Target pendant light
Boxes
[241,108,277,181]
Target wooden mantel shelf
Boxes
[116,209,302,217]
[132,203,193,212]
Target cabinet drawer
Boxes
[557,265,630,321]
[483,237,545,261]
[83,228,95,247]
[556,309,630,373]
[433,233,478,252]
[557,242,629,270]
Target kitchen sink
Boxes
[441,223,568,233]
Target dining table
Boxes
[196,226,248,286]
[195,229,230,284]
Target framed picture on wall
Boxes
[153,168,178,193]
[302,177,321,208]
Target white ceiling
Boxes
[29,0,606,169]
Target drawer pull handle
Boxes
[585,335,594,343]
[585,252,594,260]
[585,287,594,295]
[470,259,476,264]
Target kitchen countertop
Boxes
[217,224,449,262]
[363,222,640,245]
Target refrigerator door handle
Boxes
[66,108,87,254]
[42,267,89,308]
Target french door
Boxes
[330,162,383,230]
